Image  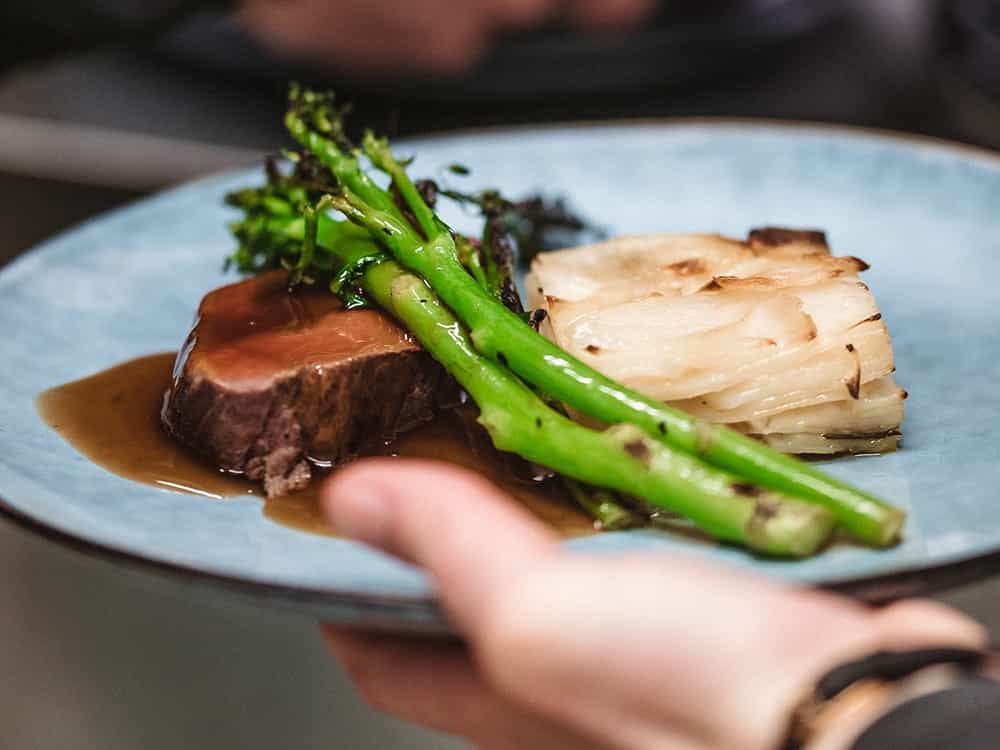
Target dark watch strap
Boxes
[815,648,986,699]
[781,647,989,750]
[851,677,1000,750]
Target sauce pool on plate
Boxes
[36,353,595,538]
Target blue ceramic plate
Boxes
[1,122,999,631]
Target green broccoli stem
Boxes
[454,234,492,294]
[259,211,833,555]
[284,112,399,220]
[560,479,639,531]
[462,250,903,547]
[363,131,439,239]
[280,98,898,547]
[325,184,903,548]
[358,258,835,557]
[460,218,643,531]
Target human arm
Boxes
[319,459,988,750]
[1,0,653,73]
[238,0,654,73]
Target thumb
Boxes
[321,458,559,633]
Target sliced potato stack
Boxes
[527,228,905,455]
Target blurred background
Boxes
[2,0,1000,747]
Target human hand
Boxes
[238,0,655,74]
[320,459,985,750]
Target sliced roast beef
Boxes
[162,271,456,497]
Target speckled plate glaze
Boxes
[2,122,999,631]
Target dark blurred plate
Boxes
[160,0,841,99]
[944,0,1000,99]
[938,0,1000,149]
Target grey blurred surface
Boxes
[939,583,1000,642]
[0,518,467,750]
[1,1,999,748]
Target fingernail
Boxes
[323,477,390,543]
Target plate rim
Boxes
[6,491,1000,614]
[394,116,1000,171]
[3,117,999,621]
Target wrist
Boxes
[763,608,892,749]
[720,594,987,750]
[798,678,895,750]
[705,593,885,750]
[781,600,991,750]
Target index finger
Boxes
[321,458,559,632]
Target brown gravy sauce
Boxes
[36,353,595,538]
